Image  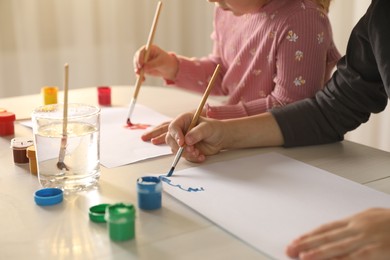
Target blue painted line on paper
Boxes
[159,176,205,192]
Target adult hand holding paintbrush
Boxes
[127,1,162,126]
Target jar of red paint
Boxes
[0,110,16,136]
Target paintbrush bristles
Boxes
[167,167,174,178]
[166,64,221,177]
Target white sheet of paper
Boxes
[100,105,171,168]
[161,152,390,260]
[20,105,172,168]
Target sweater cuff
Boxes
[205,103,248,120]
[163,52,179,85]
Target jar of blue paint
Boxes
[137,176,162,210]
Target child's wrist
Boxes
[165,52,179,81]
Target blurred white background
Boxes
[1,0,389,152]
[0,0,214,97]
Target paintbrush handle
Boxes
[127,98,137,120]
[131,1,162,101]
[186,64,221,133]
[132,70,145,101]
[127,2,162,123]
[167,64,221,176]
[170,146,184,168]
[58,63,69,167]
[62,63,69,138]
[143,1,162,62]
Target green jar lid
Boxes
[89,203,111,223]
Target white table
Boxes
[1,86,389,259]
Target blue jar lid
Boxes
[34,188,63,206]
[137,176,162,193]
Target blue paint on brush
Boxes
[166,167,174,177]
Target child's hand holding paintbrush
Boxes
[134,48,207,145]
[133,44,180,143]
[166,111,225,163]
[166,64,220,176]
[134,44,179,83]
[126,1,162,126]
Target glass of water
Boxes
[32,103,101,192]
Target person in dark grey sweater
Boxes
[165,0,390,258]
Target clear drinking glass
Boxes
[32,103,101,192]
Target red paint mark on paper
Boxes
[124,123,151,130]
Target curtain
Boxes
[0,0,214,97]
[1,0,389,152]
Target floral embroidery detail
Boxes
[317,32,324,44]
[259,90,266,97]
[269,31,276,39]
[267,54,273,63]
[229,83,238,90]
[286,31,298,42]
[249,49,256,56]
[295,50,303,61]
[269,11,278,20]
[294,76,306,86]
[252,69,262,76]
[259,12,267,19]
[237,84,246,93]
[316,7,326,17]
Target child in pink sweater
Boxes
[134,0,341,144]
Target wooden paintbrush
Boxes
[166,64,221,177]
[126,1,163,126]
[57,63,69,171]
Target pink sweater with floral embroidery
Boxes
[168,0,341,119]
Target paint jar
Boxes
[26,145,38,175]
[0,111,16,136]
[105,203,135,241]
[10,137,34,164]
[137,176,162,210]
[41,86,58,105]
[97,86,111,106]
